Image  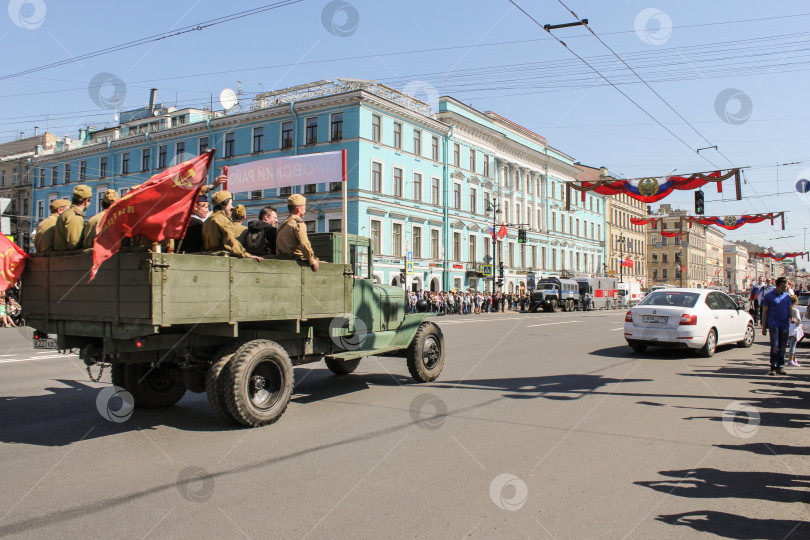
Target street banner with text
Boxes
[226,151,344,193]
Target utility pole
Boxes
[486,198,502,294]
[618,235,625,283]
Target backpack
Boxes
[243,224,269,256]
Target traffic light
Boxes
[499,262,505,279]
[695,190,704,215]
[517,228,526,243]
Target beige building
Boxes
[705,226,726,288]
[0,132,57,250]
[723,241,749,292]
[647,204,707,287]
[578,165,646,284]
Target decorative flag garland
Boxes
[753,252,808,261]
[567,168,742,208]
[631,211,786,231]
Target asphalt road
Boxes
[0,312,807,539]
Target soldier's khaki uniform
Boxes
[201,210,249,258]
[34,214,59,253]
[54,206,87,250]
[276,215,317,265]
[82,210,107,248]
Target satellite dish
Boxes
[219,88,238,111]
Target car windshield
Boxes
[638,291,700,308]
[537,283,556,290]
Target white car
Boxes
[624,288,755,357]
[797,292,810,339]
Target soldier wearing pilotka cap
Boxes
[34,199,70,253]
[54,184,93,251]
[276,193,319,272]
[201,190,262,260]
[83,189,120,248]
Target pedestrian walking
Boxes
[761,277,790,375]
[787,295,803,367]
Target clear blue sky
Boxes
[3,0,809,257]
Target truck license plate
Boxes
[33,338,58,349]
[642,315,667,324]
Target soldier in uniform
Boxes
[201,190,261,260]
[34,199,70,253]
[179,194,209,253]
[54,184,93,251]
[276,194,319,272]
[82,189,119,248]
[231,204,247,238]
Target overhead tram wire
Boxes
[506,0,722,170]
[0,0,303,82]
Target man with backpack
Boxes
[241,206,278,257]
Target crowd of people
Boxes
[0,287,21,328]
[406,291,536,315]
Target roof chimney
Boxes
[34,126,39,136]
[148,88,158,112]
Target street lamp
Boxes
[485,198,502,294]
[618,234,626,283]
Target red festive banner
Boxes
[90,150,215,280]
[688,212,785,230]
[568,168,742,207]
[753,251,807,261]
[0,235,28,292]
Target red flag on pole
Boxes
[0,235,28,292]
[621,257,633,268]
[90,151,215,280]
[497,223,507,239]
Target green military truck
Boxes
[21,233,444,427]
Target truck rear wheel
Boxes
[325,358,361,375]
[111,364,127,388]
[224,340,294,427]
[407,322,445,383]
[124,363,187,409]
[206,341,248,423]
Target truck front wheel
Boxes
[124,363,187,408]
[407,322,445,383]
[224,340,294,427]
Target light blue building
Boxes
[31,79,605,293]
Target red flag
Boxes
[497,223,507,239]
[621,257,633,268]
[90,151,215,279]
[0,236,28,292]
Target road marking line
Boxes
[437,316,530,324]
[0,355,77,364]
[611,327,625,331]
[526,321,580,328]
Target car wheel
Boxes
[700,328,717,357]
[739,323,755,348]
[628,340,647,353]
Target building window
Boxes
[281,121,293,148]
[453,143,460,166]
[224,132,235,157]
[508,243,514,267]
[413,172,422,201]
[51,166,57,186]
[199,137,209,154]
[413,226,422,258]
[469,187,477,214]
[253,126,264,152]
[453,232,461,261]
[176,141,185,160]
[305,117,318,144]
[251,190,262,200]
[305,184,316,194]
[468,235,476,263]
[370,220,381,254]
[431,229,439,259]
[79,161,87,181]
[432,136,439,161]
[280,186,291,196]
[662,268,668,279]
[393,167,403,197]
[469,149,476,172]
[122,153,130,175]
[372,162,382,193]
[551,211,556,232]
[371,114,381,143]
[393,122,402,149]
[329,219,342,232]
[64,164,71,184]
[329,181,341,192]
[392,223,402,255]
[100,157,107,179]
[158,145,167,168]
[330,112,343,141]
[141,148,150,172]
[305,221,316,233]
[662,253,668,263]
[483,191,490,213]
[413,129,421,155]
[483,155,489,177]
[453,183,461,209]
[431,178,440,206]
[652,268,658,280]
